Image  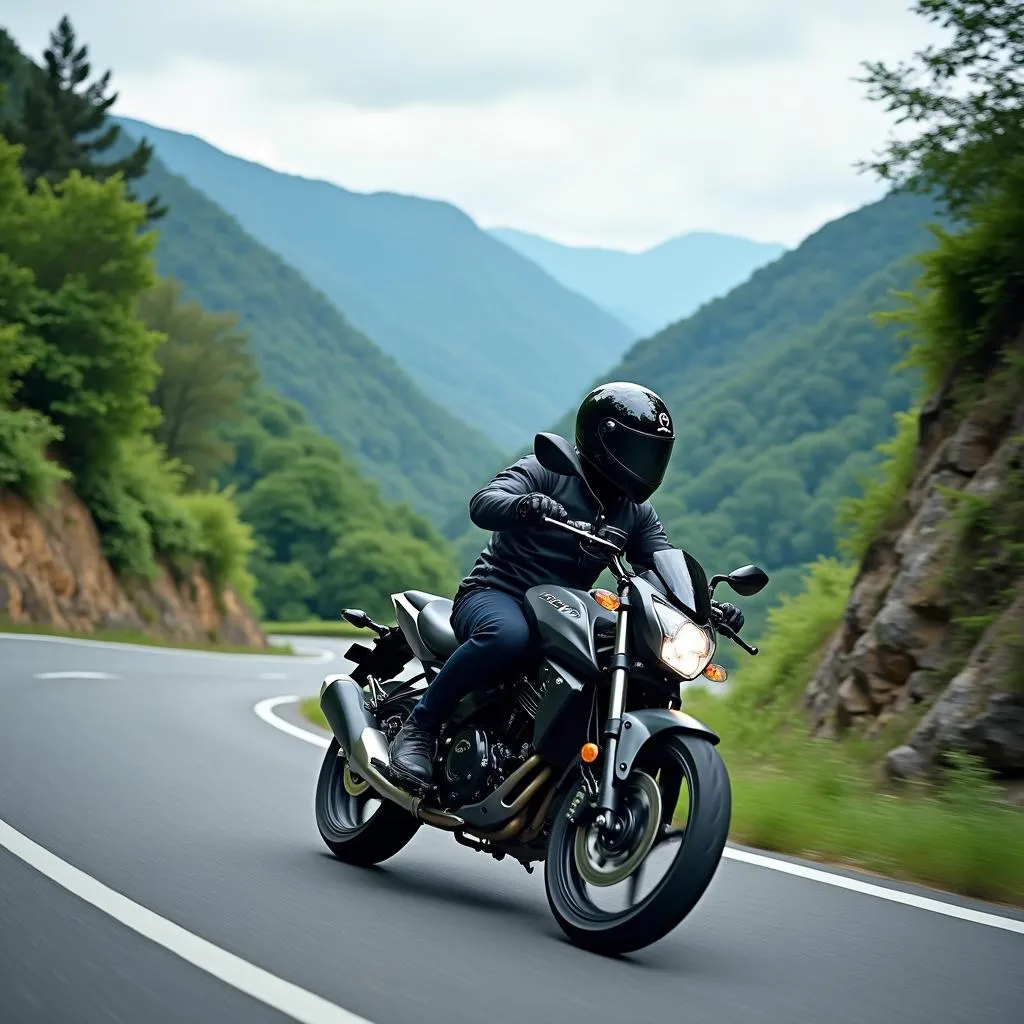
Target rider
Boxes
[388,381,745,789]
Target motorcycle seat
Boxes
[418,598,459,658]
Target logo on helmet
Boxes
[656,412,672,434]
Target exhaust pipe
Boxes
[319,675,464,830]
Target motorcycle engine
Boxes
[443,726,495,806]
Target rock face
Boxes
[0,483,265,648]
[804,344,1024,779]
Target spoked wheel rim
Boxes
[318,743,384,839]
[550,739,696,927]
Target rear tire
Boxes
[544,733,730,955]
[315,739,420,865]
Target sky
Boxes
[3,1,941,250]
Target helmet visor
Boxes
[599,420,674,500]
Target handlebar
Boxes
[542,515,758,656]
[541,515,622,552]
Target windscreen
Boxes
[651,548,712,626]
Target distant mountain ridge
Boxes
[117,118,636,450]
[488,227,786,336]
[114,131,502,522]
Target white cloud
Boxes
[3,0,942,248]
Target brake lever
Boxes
[716,620,758,656]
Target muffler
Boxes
[319,675,464,829]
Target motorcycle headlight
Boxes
[653,601,715,679]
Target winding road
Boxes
[0,632,1021,1024]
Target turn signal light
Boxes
[703,663,728,683]
[591,589,620,611]
[581,742,600,763]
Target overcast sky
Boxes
[4,2,938,249]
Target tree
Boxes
[137,279,257,485]
[4,17,165,219]
[858,0,1024,213]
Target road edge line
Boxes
[0,816,373,1024]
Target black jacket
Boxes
[457,455,672,603]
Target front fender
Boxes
[614,708,719,782]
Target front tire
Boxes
[544,733,731,955]
[315,739,420,865]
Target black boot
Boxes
[389,722,437,790]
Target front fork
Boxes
[592,604,631,835]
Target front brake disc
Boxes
[573,771,662,887]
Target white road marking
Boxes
[0,817,374,1024]
[0,632,335,665]
[254,696,330,749]
[255,695,1024,936]
[34,671,119,680]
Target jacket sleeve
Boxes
[626,502,673,572]
[468,457,547,532]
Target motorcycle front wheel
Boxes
[544,732,731,955]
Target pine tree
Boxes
[5,17,166,220]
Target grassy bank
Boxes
[263,619,368,638]
[299,696,329,730]
[0,618,293,656]
[677,558,1024,906]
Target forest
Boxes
[0,19,457,623]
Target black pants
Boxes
[409,588,533,732]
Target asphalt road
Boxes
[0,632,1021,1024]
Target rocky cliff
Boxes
[804,332,1023,780]
[0,483,266,648]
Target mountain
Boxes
[455,192,940,642]
[116,118,637,450]
[489,227,786,336]
[118,134,502,521]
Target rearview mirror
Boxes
[709,564,769,598]
[534,432,585,478]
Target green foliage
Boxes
[178,486,258,609]
[0,164,162,477]
[837,408,920,559]
[2,17,164,219]
[858,0,1024,214]
[894,160,1024,401]
[221,388,459,621]
[137,278,257,485]
[0,320,67,501]
[680,561,1024,904]
[76,435,203,578]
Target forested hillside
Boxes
[454,191,941,640]
[0,19,458,625]
[115,117,636,449]
[489,227,785,335]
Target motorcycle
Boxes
[315,431,769,954]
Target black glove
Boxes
[716,602,744,634]
[516,492,569,525]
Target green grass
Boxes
[299,696,329,730]
[0,617,293,655]
[262,619,369,638]
[674,557,1024,906]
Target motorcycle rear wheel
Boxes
[544,732,731,955]
[315,739,420,865]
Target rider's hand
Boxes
[715,602,745,634]
[516,492,569,525]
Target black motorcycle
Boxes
[315,432,768,954]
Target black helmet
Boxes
[575,382,675,504]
